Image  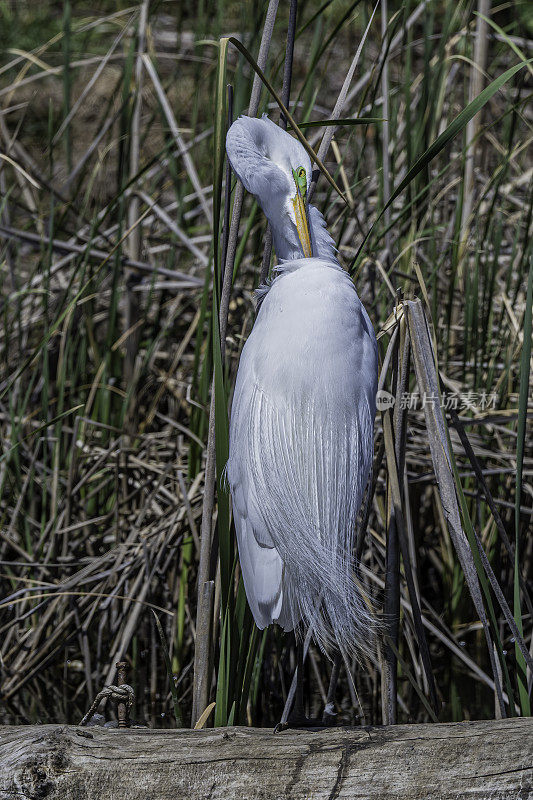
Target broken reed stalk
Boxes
[382,331,400,725]
[393,327,438,715]
[382,319,439,720]
[192,0,280,727]
[383,321,413,723]
[405,299,507,717]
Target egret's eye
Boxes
[292,166,307,200]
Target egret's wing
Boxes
[228,365,295,630]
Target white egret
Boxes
[225,115,378,723]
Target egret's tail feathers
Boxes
[282,536,377,658]
[231,384,378,657]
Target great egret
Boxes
[225,115,378,723]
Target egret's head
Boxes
[226,115,313,258]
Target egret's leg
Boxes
[274,637,324,732]
[292,638,306,719]
[321,651,341,725]
[275,635,302,732]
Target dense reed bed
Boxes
[0,0,531,729]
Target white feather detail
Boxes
[227,258,378,655]
[308,204,337,262]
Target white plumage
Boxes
[225,115,378,656]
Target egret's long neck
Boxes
[271,203,337,264]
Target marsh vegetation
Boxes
[0,0,532,729]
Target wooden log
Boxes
[1,718,532,799]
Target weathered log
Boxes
[1,718,532,799]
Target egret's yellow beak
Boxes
[292,188,312,259]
